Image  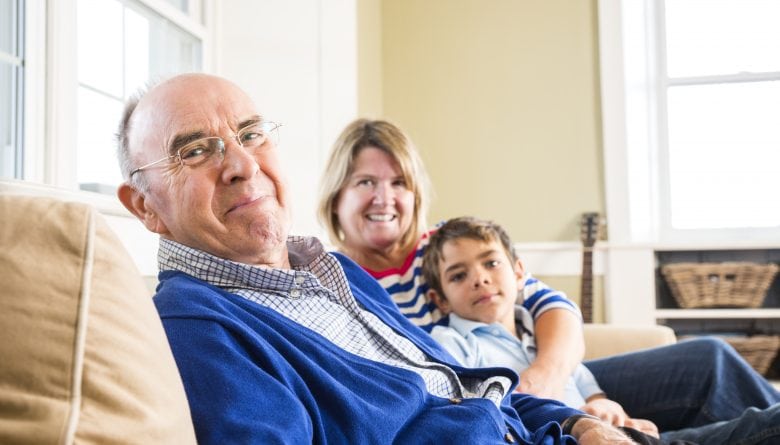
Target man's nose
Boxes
[220,138,259,183]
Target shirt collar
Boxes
[447,312,534,339]
[448,313,499,337]
[158,235,328,291]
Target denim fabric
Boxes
[584,337,780,432]
[660,404,780,445]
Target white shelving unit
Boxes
[655,309,780,319]
[652,245,780,380]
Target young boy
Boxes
[421,216,658,437]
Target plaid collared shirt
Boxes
[158,236,511,406]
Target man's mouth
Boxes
[228,194,268,214]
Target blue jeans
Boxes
[659,404,780,445]
[584,337,780,441]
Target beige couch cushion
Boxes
[0,195,195,444]
[584,323,677,361]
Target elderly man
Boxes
[115,73,650,444]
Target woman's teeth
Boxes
[367,214,394,222]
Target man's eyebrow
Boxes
[170,131,207,155]
[238,115,263,130]
[168,115,263,154]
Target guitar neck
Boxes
[580,248,594,323]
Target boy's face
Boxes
[430,237,524,328]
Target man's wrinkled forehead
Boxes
[129,75,258,153]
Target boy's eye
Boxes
[448,272,466,283]
[485,260,500,269]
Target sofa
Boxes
[0,180,675,443]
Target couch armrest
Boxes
[583,323,677,361]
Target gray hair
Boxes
[116,79,161,192]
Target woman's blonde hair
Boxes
[318,118,431,251]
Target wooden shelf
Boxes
[655,308,780,319]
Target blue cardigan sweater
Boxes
[154,252,580,444]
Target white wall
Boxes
[214,0,358,238]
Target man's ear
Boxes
[117,182,167,235]
[427,288,450,314]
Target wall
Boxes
[353,0,606,315]
[372,0,604,244]
[357,0,383,118]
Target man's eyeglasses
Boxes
[129,121,282,177]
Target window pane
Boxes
[0,62,18,179]
[76,0,202,191]
[124,8,150,95]
[161,0,188,13]
[666,81,780,229]
[0,0,19,55]
[123,3,202,94]
[78,0,124,98]
[665,0,780,77]
[0,0,21,180]
[77,87,124,190]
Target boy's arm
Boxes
[517,274,585,399]
[517,308,584,400]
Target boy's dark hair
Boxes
[422,216,518,299]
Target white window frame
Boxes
[599,0,780,246]
[23,0,214,191]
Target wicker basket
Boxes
[722,335,780,376]
[661,262,779,308]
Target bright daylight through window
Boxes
[77,0,202,193]
[0,0,23,180]
[661,0,780,232]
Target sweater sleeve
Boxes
[161,317,315,444]
[509,391,584,432]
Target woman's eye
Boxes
[392,179,407,188]
[356,179,374,187]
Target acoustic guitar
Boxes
[579,212,602,323]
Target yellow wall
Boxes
[357,0,383,118]
[358,0,604,243]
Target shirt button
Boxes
[290,288,301,298]
[504,432,516,443]
[448,397,462,404]
[294,275,305,285]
